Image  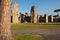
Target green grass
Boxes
[11,23,60,30]
[12,23,60,40]
[13,34,42,40]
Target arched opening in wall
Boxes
[21,14,25,23]
[10,13,13,23]
[24,16,31,23]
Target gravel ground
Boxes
[12,28,60,40]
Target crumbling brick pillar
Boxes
[12,2,19,24]
[37,15,40,23]
[0,0,13,40]
[50,15,53,22]
[44,14,48,23]
[30,6,38,23]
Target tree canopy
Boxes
[54,9,60,12]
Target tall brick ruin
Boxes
[50,15,53,22]
[12,2,19,24]
[30,6,38,23]
[44,14,48,23]
[0,0,13,40]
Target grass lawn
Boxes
[12,23,60,40]
[13,34,42,40]
[11,23,60,30]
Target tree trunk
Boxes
[0,0,13,40]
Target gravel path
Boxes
[12,28,60,40]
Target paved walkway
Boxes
[12,28,60,40]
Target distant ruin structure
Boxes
[44,14,48,23]
[30,6,38,23]
[51,15,53,22]
[18,5,60,23]
[37,15,40,23]
[48,15,53,22]
[12,2,19,23]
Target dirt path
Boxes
[12,28,60,40]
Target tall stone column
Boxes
[30,6,37,23]
[0,0,13,40]
[37,15,40,23]
[19,13,21,23]
[50,15,53,22]
[44,14,48,23]
[12,2,19,24]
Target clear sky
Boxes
[12,0,60,15]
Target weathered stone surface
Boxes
[44,14,48,23]
[50,15,53,22]
[0,0,13,40]
[37,15,40,23]
[12,2,19,24]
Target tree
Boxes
[0,0,13,40]
[54,9,60,17]
[54,9,60,12]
